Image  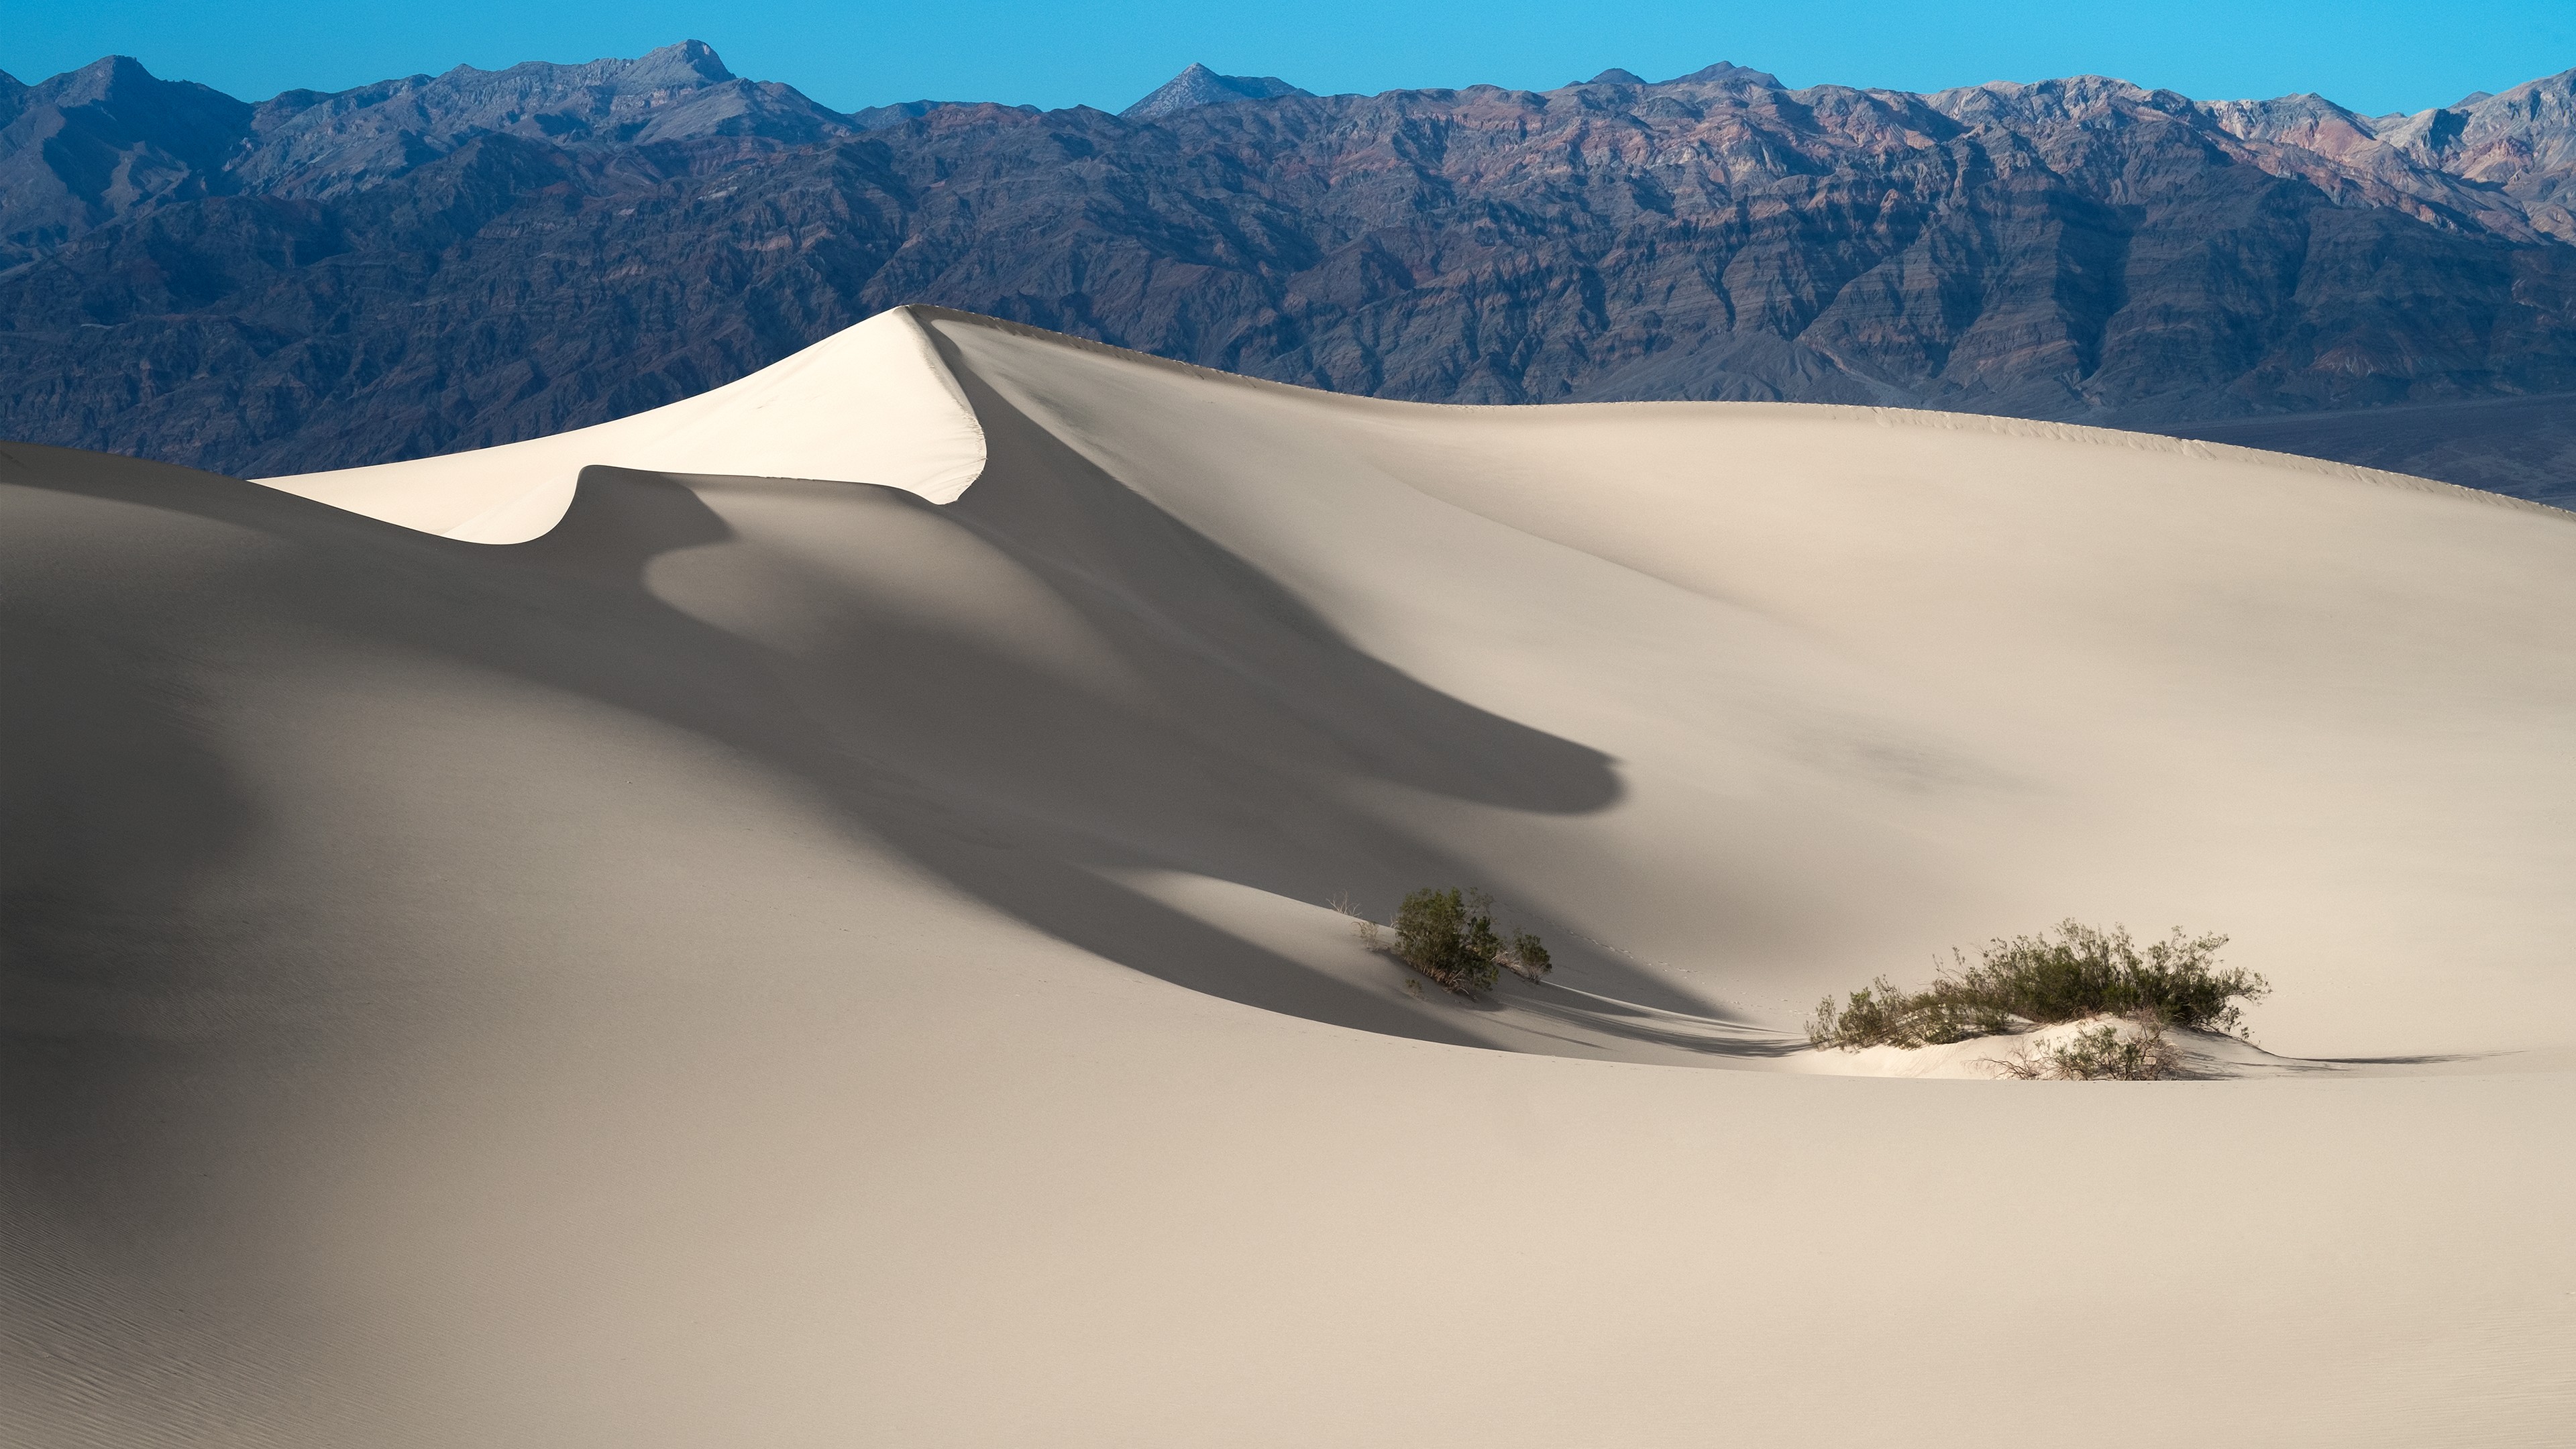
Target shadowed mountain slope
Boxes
[2173,390,2576,507]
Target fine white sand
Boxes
[256,307,985,541]
[4,307,2571,1446]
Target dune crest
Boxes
[254,305,985,542]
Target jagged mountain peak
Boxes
[2465,66,2576,120]
[2206,91,2379,148]
[1927,72,2190,117]
[49,54,153,96]
[15,52,246,113]
[233,40,849,198]
[1582,68,1647,87]
[1120,63,1313,120]
[2376,104,2469,154]
[621,39,735,88]
[1662,61,1784,90]
[0,52,255,266]
[398,39,741,104]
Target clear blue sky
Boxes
[5,0,2571,118]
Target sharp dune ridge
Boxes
[916,304,2576,518]
[4,308,2573,1444]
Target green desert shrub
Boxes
[1989,1013,2184,1081]
[1397,887,1501,993]
[1383,887,1551,994]
[1808,920,2265,1051]
[1501,928,1552,983]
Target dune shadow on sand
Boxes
[1495,982,1809,1059]
[3,407,1732,1066]
[1432,977,1809,1060]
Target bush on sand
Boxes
[1986,1012,2186,1080]
[1346,887,1552,996]
[1397,887,1503,993]
[1500,928,1552,983]
[1808,920,2264,1059]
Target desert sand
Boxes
[5,306,2571,1446]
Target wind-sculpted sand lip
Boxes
[5,309,2572,1446]
[252,306,987,541]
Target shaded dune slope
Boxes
[5,309,2575,1446]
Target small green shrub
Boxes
[1989,1013,2184,1080]
[1503,929,1552,983]
[1381,887,1550,995]
[1809,920,2265,1052]
[1396,887,1502,993]
[1803,975,1915,1049]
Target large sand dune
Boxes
[5,307,2572,1445]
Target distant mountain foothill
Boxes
[2,41,2572,502]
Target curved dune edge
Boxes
[900,304,2574,522]
[251,306,987,543]
[258,300,2563,550]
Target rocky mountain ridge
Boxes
[3,42,2573,500]
[1120,64,1313,120]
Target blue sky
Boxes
[6,0,2571,117]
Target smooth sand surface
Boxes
[253,307,985,542]
[5,308,2572,1446]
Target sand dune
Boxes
[5,308,2572,1446]
[254,307,986,541]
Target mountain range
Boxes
[2,41,2572,500]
